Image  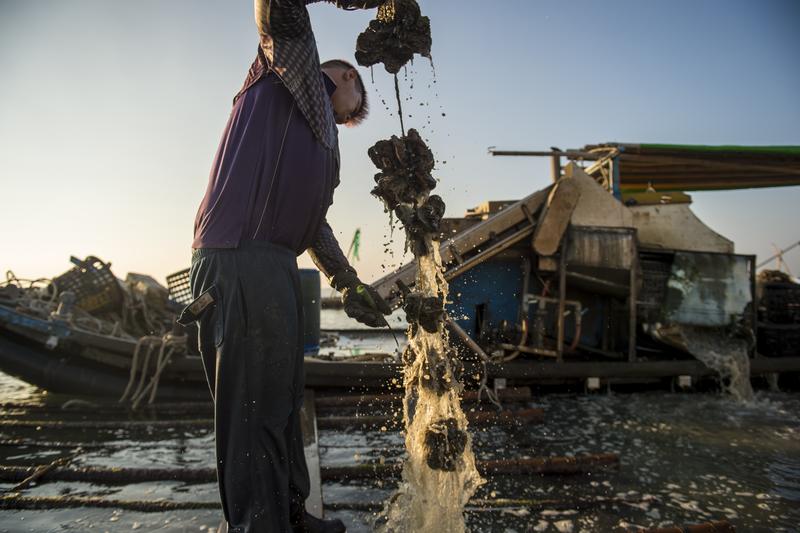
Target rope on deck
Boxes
[0,419,213,429]
[316,407,544,430]
[0,438,195,450]
[313,387,532,408]
[0,465,216,484]
[9,448,83,493]
[320,453,619,479]
[631,521,735,533]
[0,493,738,531]
[0,407,542,431]
[0,401,211,411]
[0,453,618,485]
[0,494,219,512]
[0,494,674,515]
[118,333,187,410]
[325,494,659,513]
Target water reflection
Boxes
[1,362,798,531]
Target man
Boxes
[179,1,390,532]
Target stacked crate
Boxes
[757,271,800,357]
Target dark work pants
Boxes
[189,242,310,533]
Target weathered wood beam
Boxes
[314,387,531,408]
[316,407,544,430]
[0,453,617,485]
[320,453,619,480]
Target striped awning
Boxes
[582,143,800,192]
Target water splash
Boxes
[680,326,754,402]
[377,248,484,533]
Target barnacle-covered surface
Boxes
[355,0,432,74]
[402,291,445,334]
[369,129,442,257]
[395,195,445,256]
[420,346,463,396]
[369,129,436,210]
[424,418,468,472]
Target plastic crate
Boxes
[52,256,123,315]
[758,323,800,357]
[638,258,672,322]
[166,268,192,306]
[759,282,800,324]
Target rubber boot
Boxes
[290,508,346,533]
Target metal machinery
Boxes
[373,144,800,383]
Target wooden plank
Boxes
[302,357,800,387]
[566,226,636,270]
[371,187,550,304]
[443,226,533,281]
[533,179,581,256]
[315,408,544,430]
[314,387,531,407]
[301,390,323,518]
[320,453,619,480]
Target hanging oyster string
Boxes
[356,2,484,530]
[356,0,432,135]
[395,76,405,135]
[368,128,483,531]
[355,0,432,75]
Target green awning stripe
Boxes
[636,144,800,156]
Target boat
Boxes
[2,143,800,400]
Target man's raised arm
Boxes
[328,0,385,9]
[255,0,384,39]
[254,0,313,39]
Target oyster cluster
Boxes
[355,0,432,74]
[420,346,463,396]
[401,291,445,334]
[369,128,436,209]
[369,129,444,256]
[364,11,472,477]
[424,418,468,472]
[395,195,445,256]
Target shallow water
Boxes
[322,391,800,533]
[0,312,798,532]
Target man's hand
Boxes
[333,271,392,327]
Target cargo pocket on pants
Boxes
[177,285,224,352]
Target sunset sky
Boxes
[1,0,799,286]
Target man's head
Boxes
[321,59,369,126]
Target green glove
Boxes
[333,270,392,328]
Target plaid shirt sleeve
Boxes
[254,0,383,150]
[255,0,312,39]
[308,220,356,284]
[253,0,380,281]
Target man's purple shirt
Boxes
[192,71,339,256]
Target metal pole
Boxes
[628,242,638,362]
[556,237,568,362]
[756,240,800,268]
[551,153,562,182]
[488,149,603,160]
[611,156,622,199]
[446,318,491,362]
[750,255,760,359]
